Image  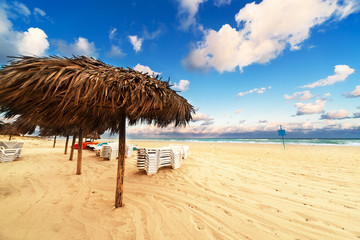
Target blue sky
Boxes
[1,0,360,138]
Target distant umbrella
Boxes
[0,56,194,207]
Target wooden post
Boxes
[76,129,83,175]
[64,135,69,154]
[53,136,57,148]
[69,134,76,161]
[115,114,126,208]
[9,134,12,141]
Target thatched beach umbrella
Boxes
[0,56,194,207]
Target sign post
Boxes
[278,125,286,150]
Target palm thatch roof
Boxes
[0,56,194,208]
[0,56,194,131]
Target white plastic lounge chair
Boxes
[100,143,133,160]
[144,148,159,175]
[169,145,189,159]
[135,146,186,175]
[0,141,24,149]
[0,147,21,162]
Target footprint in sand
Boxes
[194,219,204,230]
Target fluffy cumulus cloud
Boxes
[295,99,326,115]
[0,3,49,63]
[285,90,314,101]
[17,27,49,55]
[133,64,161,77]
[192,111,215,125]
[176,0,206,30]
[302,65,354,88]
[173,80,190,91]
[129,35,143,52]
[238,86,271,97]
[345,85,360,98]
[321,109,350,119]
[53,37,97,57]
[183,0,358,72]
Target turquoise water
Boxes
[124,138,360,146]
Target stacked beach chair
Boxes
[0,141,24,163]
[99,143,134,160]
[135,145,189,175]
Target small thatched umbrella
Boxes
[0,122,19,140]
[0,56,194,207]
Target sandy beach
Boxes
[0,136,359,240]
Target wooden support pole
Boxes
[76,130,83,175]
[64,135,69,154]
[69,134,76,161]
[53,136,57,148]
[115,114,126,208]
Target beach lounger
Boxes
[0,141,24,149]
[169,146,182,169]
[144,148,159,175]
[0,146,22,162]
[101,143,118,160]
[169,145,189,159]
[135,148,159,174]
[135,148,147,170]
[159,147,172,168]
[100,143,133,160]
[135,146,187,174]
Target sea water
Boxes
[125,138,360,146]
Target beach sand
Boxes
[0,135,359,240]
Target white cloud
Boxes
[126,118,360,137]
[0,6,12,34]
[173,80,190,91]
[133,64,161,77]
[237,86,271,97]
[17,27,49,56]
[285,90,314,101]
[192,111,215,125]
[54,37,97,57]
[0,4,49,64]
[34,7,46,17]
[176,0,206,30]
[345,85,360,98]
[129,35,143,52]
[109,28,117,40]
[301,65,354,88]
[295,99,326,115]
[13,2,31,16]
[214,0,231,7]
[183,0,358,72]
[321,109,349,119]
[107,45,125,57]
[353,112,360,118]
[143,26,163,40]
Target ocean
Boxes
[125,138,360,146]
